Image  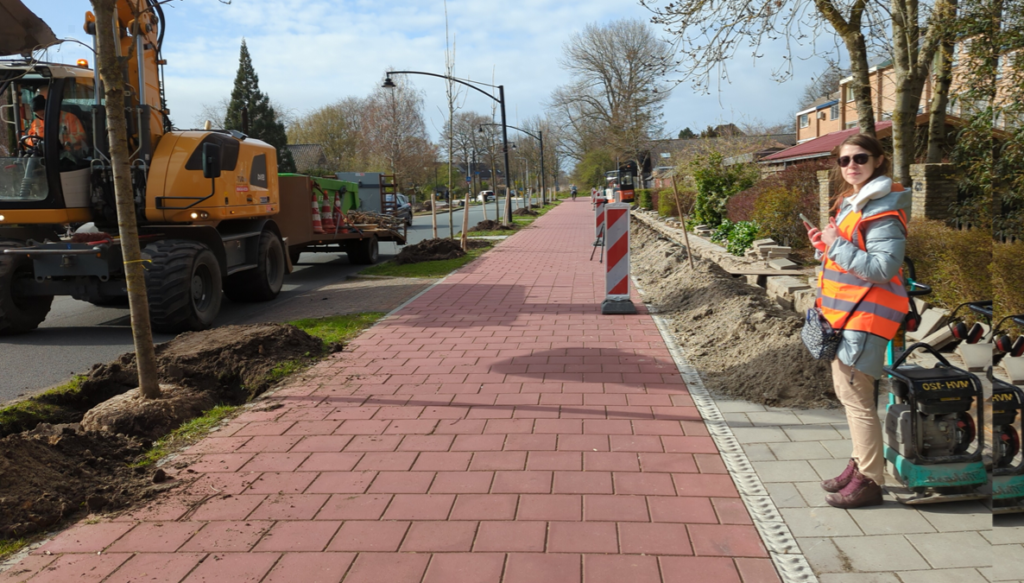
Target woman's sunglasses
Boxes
[837,153,873,168]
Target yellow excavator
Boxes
[0,0,289,334]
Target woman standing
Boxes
[806,134,911,509]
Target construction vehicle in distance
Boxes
[0,0,403,335]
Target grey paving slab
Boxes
[732,426,792,443]
[768,441,835,460]
[752,460,821,482]
[819,574,901,583]
[794,409,850,425]
[780,506,865,537]
[992,543,1024,582]
[990,526,1024,545]
[896,567,990,583]
[810,458,860,481]
[784,425,844,441]
[832,423,852,439]
[916,501,992,533]
[820,439,855,459]
[716,400,767,413]
[794,480,832,507]
[847,503,937,535]
[742,443,777,461]
[796,536,848,574]
[723,412,754,427]
[747,410,804,426]
[766,482,808,508]
[905,531,992,569]
[833,535,931,572]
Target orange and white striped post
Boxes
[602,203,636,315]
[320,190,336,232]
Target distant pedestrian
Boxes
[807,133,909,510]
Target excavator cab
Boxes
[1,64,102,228]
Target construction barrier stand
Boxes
[602,203,636,315]
[595,199,606,242]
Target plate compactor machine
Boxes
[880,267,987,504]
[992,376,1024,513]
[0,0,290,334]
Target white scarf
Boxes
[846,176,893,213]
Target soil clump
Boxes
[631,223,836,408]
[395,238,466,265]
[469,220,519,232]
[0,424,154,538]
[511,208,538,216]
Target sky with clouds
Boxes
[22,0,838,141]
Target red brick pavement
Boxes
[3,201,778,583]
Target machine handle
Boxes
[889,342,953,370]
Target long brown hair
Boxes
[829,133,891,213]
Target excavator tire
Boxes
[0,240,52,335]
[347,235,379,265]
[143,239,222,333]
[224,231,285,303]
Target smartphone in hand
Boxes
[799,213,814,230]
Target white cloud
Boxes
[21,0,836,143]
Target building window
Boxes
[799,114,809,128]
[830,104,840,119]
[846,85,856,102]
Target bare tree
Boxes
[889,0,957,185]
[642,0,882,138]
[363,77,430,194]
[91,0,160,398]
[549,19,674,166]
[800,63,847,108]
[288,97,368,171]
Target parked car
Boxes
[386,193,414,225]
[477,190,495,202]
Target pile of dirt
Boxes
[0,424,155,538]
[1,324,324,438]
[512,208,538,216]
[469,220,519,232]
[631,223,836,408]
[395,238,466,265]
[346,211,401,229]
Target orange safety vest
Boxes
[26,111,86,150]
[817,194,909,341]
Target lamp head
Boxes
[382,76,396,89]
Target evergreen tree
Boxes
[677,127,695,139]
[225,40,296,172]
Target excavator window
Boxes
[184,133,239,173]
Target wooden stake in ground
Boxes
[460,192,471,250]
[92,0,160,398]
[671,176,695,270]
[430,191,438,239]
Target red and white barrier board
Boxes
[602,203,636,314]
[595,199,605,242]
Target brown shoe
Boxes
[825,470,883,509]
[821,459,857,493]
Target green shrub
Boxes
[710,219,759,256]
[752,185,813,248]
[993,241,1024,315]
[637,189,653,210]
[690,152,757,226]
[905,221,993,310]
[657,188,694,218]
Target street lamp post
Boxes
[383,71,513,226]
[479,123,544,206]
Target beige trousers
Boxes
[832,359,885,486]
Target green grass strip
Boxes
[133,405,240,467]
[0,376,87,437]
[288,312,386,346]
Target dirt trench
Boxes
[631,222,837,409]
[0,324,324,539]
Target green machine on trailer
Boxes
[275,174,406,266]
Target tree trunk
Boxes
[460,192,471,250]
[431,191,438,238]
[845,33,877,139]
[92,0,161,399]
[927,2,957,163]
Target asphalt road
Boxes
[0,205,496,404]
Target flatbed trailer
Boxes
[276,175,406,266]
